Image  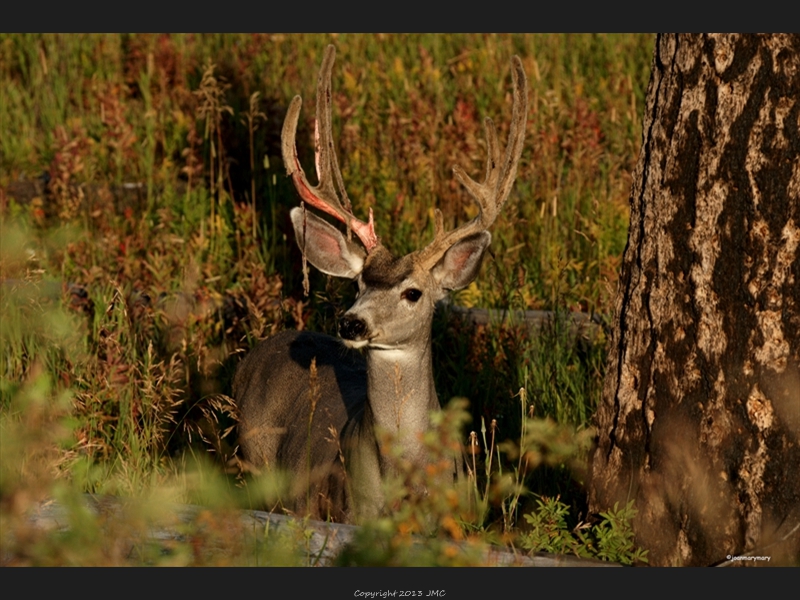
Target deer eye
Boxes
[401,288,422,303]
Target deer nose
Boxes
[339,315,367,341]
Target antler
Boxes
[417,55,527,270]
[281,45,379,252]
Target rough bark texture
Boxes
[589,34,800,566]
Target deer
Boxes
[233,45,527,524]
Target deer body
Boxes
[233,329,366,520]
[235,46,527,523]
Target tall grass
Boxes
[1,33,653,564]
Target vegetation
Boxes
[1,33,653,565]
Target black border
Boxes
[3,564,791,594]
[2,1,786,34]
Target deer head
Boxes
[281,45,527,354]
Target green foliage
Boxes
[592,501,650,565]
[521,495,591,557]
[520,498,649,565]
[461,381,595,534]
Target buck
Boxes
[234,45,527,523]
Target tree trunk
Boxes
[589,34,800,566]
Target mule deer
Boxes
[234,45,527,523]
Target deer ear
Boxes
[290,207,366,279]
[432,231,491,291]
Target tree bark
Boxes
[589,34,800,566]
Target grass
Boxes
[1,33,653,565]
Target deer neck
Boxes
[362,339,438,458]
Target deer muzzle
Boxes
[339,315,368,342]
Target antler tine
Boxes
[281,45,378,252]
[419,56,527,270]
[316,46,352,215]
